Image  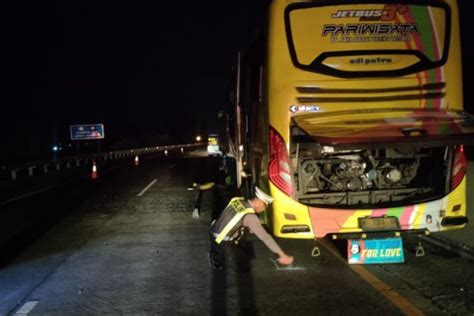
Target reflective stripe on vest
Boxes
[215,198,255,244]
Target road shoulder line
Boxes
[319,239,425,316]
[137,179,158,196]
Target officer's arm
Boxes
[243,214,283,254]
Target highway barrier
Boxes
[0,143,205,181]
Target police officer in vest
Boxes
[208,186,294,270]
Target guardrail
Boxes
[1,143,205,181]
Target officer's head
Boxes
[252,186,274,213]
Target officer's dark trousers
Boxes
[209,232,255,272]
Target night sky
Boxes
[4,1,268,160]
[3,1,472,162]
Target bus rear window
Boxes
[284,2,450,77]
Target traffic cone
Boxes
[91,160,98,179]
[134,155,139,166]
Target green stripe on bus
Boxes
[386,207,405,219]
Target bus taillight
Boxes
[451,145,466,190]
[269,127,293,196]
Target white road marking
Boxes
[15,300,39,315]
[137,179,157,196]
[0,186,55,206]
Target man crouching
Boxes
[208,186,294,270]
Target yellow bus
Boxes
[234,0,474,263]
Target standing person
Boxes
[208,186,294,270]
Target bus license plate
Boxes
[348,237,404,264]
[359,216,400,231]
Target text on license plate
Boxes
[358,216,400,231]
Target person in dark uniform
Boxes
[208,186,294,270]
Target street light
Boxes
[196,135,202,142]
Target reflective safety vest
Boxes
[212,197,255,244]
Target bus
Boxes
[232,0,474,263]
[207,134,222,156]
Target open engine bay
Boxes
[291,143,450,208]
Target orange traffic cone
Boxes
[134,155,139,166]
[91,160,98,179]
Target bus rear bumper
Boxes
[271,178,467,239]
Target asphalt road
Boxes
[0,151,473,315]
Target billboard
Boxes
[70,124,105,140]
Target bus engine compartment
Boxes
[291,143,449,208]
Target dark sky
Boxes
[4,0,267,158]
[3,1,473,160]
